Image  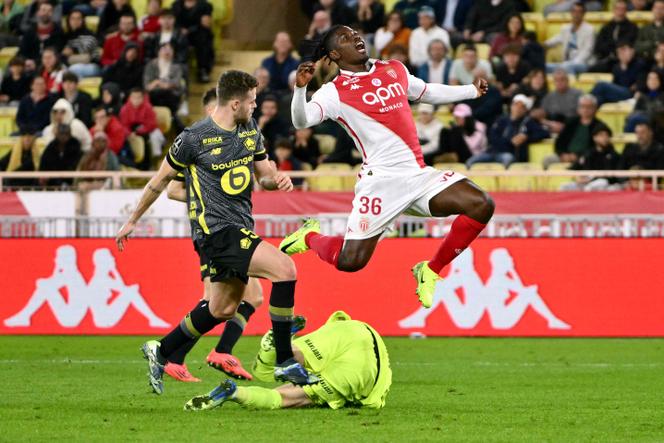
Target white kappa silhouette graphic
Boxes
[4,245,170,329]
[399,248,570,330]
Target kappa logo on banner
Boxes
[399,248,571,331]
[3,245,170,329]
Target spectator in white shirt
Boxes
[417,39,453,84]
[545,2,596,74]
[450,43,493,85]
[408,6,451,68]
[415,103,443,164]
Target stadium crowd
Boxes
[0,0,663,191]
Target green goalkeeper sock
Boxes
[233,386,283,410]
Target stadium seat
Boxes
[313,134,336,155]
[611,133,637,154]
[79,77,102,100]
[0,136,17,161]
[435,107,453,125]
[468,162,503,192]
[500,162,542,191]
[34,137,48,169]
[626,10,654,25]
[0,107,17,137]
[577,73,614,93]
[540,162,572,191]
[153,106,172,134]
[127,133,145,164]
[433,162,467,173]
[343,163,363,191]
[85,15,99,33]
[455,43,490,60]
[597,102,634,136]
[529,139,555,167]
[0,46,18,69]
[585,11,613,25]
[522,12,545,42]
[307,163,351,191]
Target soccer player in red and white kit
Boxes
[280,26,495,307]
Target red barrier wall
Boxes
[1,239,663,336]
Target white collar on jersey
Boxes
[338,59,379,77]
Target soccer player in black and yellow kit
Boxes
[116,71,318,395]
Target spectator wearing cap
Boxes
[43,98,92,152]
[102,42,144,97]
[417,39,452,84]
[541,68,583,127]
[144,8,188,64]
[119,88,165,159]
[375,11,411,59]
[495,43,531,103]
[408,6,450,68]
[354,0,385,35]
[545,2,595,75]
[463,0,516,43]
[143,42,184,117]
[472,94,549,167]
[62,9,102,79]
[273,138,304,187]
[562,125,622,191]
[590,41,646,106]
[257,95,289,154]
[19,1,64,65]
[98,0,136,36]
[0,56,31,106]
[76,132,121,191]
[449,44,493,86]
[621,121,664,169]
[101,13,143,67]
[16,76,56,135]
[439,103,487,164]
[591,0,638,72]
[261,32,300,94]
[635,0,664,60]
[39,123,82,187]
[171,0,214,82]
[414,103,443,164]
[392,0,437,30]
[550,94,610,166]
[60,72,94,128]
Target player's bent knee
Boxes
[272,256,297,282]
[467,191,495,223]
[336,256,368,273]
[208,303,237,321]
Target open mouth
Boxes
[355,40,366,53]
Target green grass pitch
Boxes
[1,336,663,442]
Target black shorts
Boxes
[193,240,210,281]
[198,226,262,284]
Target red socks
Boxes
[428,215,486,274]
[305,233,344,267]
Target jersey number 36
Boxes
[220,166,251,195]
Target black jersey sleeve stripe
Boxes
[167,152,186,171]
[173,172,185,182]
[254,152,268,161]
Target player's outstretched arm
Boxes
[419,78,489,105]
[254,158,293,192]
[291,62,324,129]
[115,158,178,251]
[166,179,187,202]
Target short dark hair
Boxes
[572,1,585,11]
[262,94,279,105]
[120,12,136,21]
[202,87,217,107]
[275,137,292,149]
[463,43,477,53]
[635,121,652,131]
[502,43,522,56]
[216,70,258,104]
[129,87,144,95]
[299,24,344,63]
[62,71,79,84]
[160,8,174,16]
[94,106,107,115]
[8,55,24,67]
[592,125,612,137]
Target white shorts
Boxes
[345,167,466,240]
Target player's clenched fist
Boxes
[473,78,489,97]
[274,172,294,192]
[295,62,316,88]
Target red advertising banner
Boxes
[1,238,663,337]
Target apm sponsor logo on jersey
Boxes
[362,81,406,113]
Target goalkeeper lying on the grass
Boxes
[185,311,392,410]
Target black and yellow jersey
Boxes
[167,117,267,239]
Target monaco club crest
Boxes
[359,217,370,232]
